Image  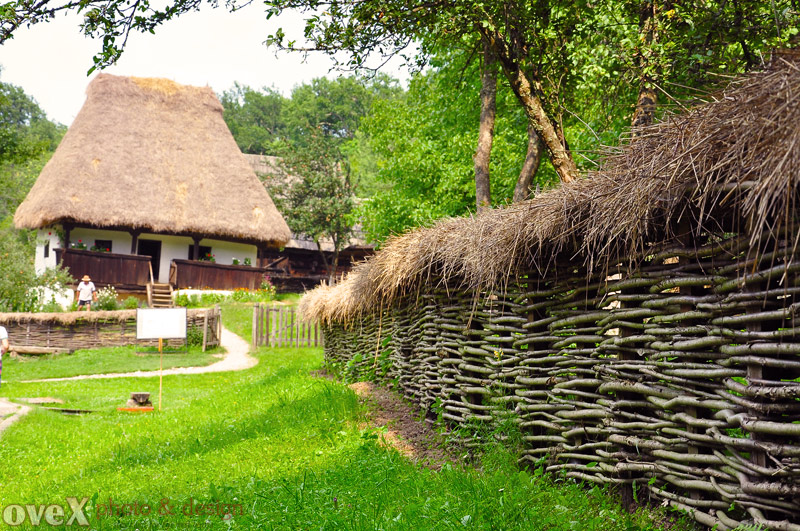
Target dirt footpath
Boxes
[348,381,455,469]
[23,325,256,383]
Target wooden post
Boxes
[277,308,283,348]
[192,236,202,261]
[252,304,258,347]
[266,306,271,347]
[158,337,163,412]
[62,222,73,249]
[217,304,221,346]
[292,309,297,347]
[130,230,140,254]
[202,310,208,352]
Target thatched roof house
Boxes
[15,74,290,245]
[15,74,291,290]
[301,53,800,323]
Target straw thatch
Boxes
[14,74,291,246]
[302,54,800,322]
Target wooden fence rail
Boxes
[252,304,322,348]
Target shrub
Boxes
[40,300,64,313]
[186,325,204,346]
[94,286,120,310]
[123,296,139,309]
[0,226,73,312]
[260,277,277,299]
[174,293,190,307]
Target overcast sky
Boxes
[0,4,409,126]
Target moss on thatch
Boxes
[14,74,291,246]
[301,55,800,323]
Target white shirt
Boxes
[0,326,7,340]
[77,281,96,302]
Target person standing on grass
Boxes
[76,275,97,311]
[0,325,8,388]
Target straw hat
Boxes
[81,275,92,282]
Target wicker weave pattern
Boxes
[0,308,222,351]
[322,233,800,530]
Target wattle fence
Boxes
[319,233,800,530]
[0,307,221,352]
[302,57,800,530]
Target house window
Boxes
[94,240,113,252]
[189,245,212,260]
[43,241,49,258]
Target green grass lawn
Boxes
[2,344,221,383]
[0,310,693,530]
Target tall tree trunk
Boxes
[480,28,579,184]
[316,240,331,283]
[329,249,340,285]
[513,123,543,202]
[474,41,497,212]
[632,2,659,131]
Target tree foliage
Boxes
[266,133,355,282]
[0,76,72,311]
[221,76,398,277]
[356,49,555,242]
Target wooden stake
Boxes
[158,337,163,412]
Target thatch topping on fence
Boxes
[0,308,211,326]
[302,56,800,323]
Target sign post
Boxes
[136,308,187,411]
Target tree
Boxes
[0,76,72,311]
[220,83,288,155]
[355,49,555,243]
[266,133,355,283]
[0,76,66,219]
[263,0,586,183]
[223,76,392,278]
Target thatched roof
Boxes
[301,54,800,323]
[14,74,291,247]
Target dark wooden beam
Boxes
[62,222,73,249]
[130,230,141,254]
[192,236,202,261]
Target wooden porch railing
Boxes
[170,259,272,290]
[56,248,151,288]
[252,304,322,348]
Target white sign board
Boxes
[136,308,187,340]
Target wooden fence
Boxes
[0,307,221,353]
[170,259,272,290]
[252,304,322,348]
[319,232,800,531]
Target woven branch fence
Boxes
[0,307,221,352]
[320,232,800,531]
